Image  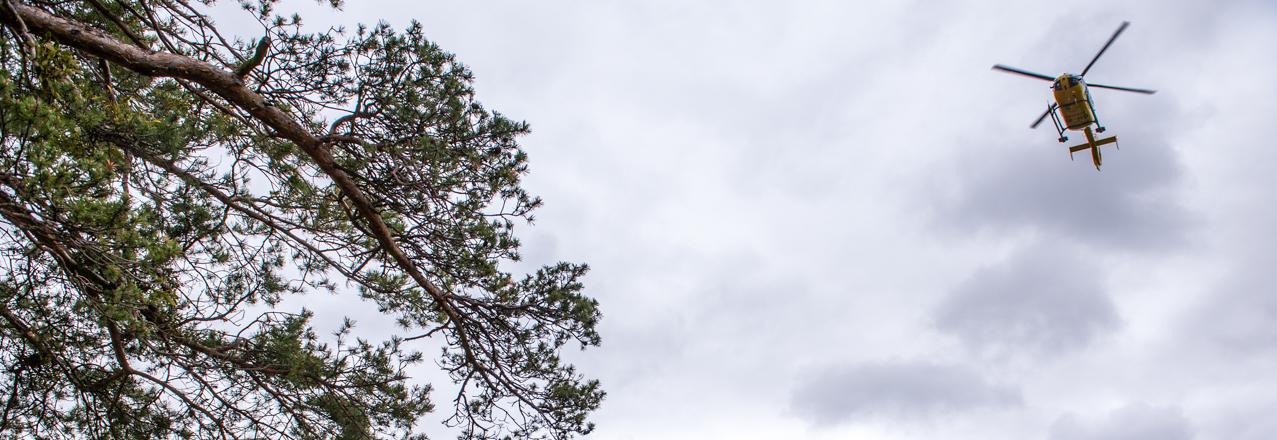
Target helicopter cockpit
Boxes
[1052,75,1085,91]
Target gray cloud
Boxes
[1172,171,1277,357]
[1187,273,1277,356]
[925,96,1194,252]
[1196,400,1277,440]
[789,361,1021,425]
[1049,403,1194,440]
[215,1,1277,438]
[932,241,1120,356]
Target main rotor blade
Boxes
[1081,21,1129,76]
[1030,105,1054,129]
[1087,82,1156,94]
[992,64,1055,81]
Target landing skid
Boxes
[1046,103,1068,143]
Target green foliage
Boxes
[0,1,601,439]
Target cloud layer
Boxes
[790,361,1021,425]
[1049,404,1194,440]
[223,1,1277,439]
[932,242,1120,356]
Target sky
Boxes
[210,1,1277,438]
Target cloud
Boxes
[1049,403,1194,440]
[1187,272,1277,356]
[217,1,1277,439]
[1196,400,1277,440]
[932,241,1120,356]
[925,95,1194,252]
[1173,227,1277,360]
[789,360,1021,425]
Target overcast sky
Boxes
[212,1,1277,438]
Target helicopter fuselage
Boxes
[1051,74,1096,131]
[1049,73,1117,170]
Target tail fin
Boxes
[1068,132,1118,170]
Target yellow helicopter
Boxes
[993,21,1155,170]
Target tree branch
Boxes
[234,35,268,77]
[1,2,477,359]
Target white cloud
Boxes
[1049,403,1194,440]
[932,241,1120,356]
[195,0,1277,439]
[790,361,1021,426]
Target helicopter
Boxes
[992,21,1155,170]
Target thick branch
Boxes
[1,2,472,352]
[0,301,46,358]
[0,0,31,46]
[234,35,268,77]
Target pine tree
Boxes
[0,1,602,438]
